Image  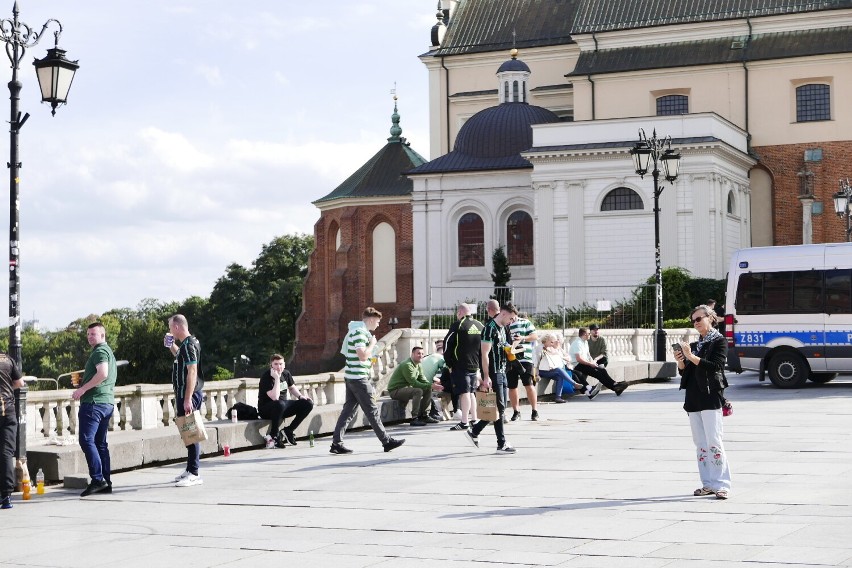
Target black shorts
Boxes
[507,360,533,388]
[451,367,477,395]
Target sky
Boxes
[2,1,435,330]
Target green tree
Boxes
[490,245,512,306]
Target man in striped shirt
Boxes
[167,314,205,487]
[507,313,539,421]
[330,307,405,454]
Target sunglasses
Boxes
[691,316,706,324]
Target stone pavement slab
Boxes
[2,373,851,568]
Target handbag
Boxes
[475,390,498,422]
[175,409,208,446]
[722,398,733,417]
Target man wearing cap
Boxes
[588,324,609,368]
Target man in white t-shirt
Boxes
[569,327,628,396]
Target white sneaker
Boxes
[452,410,462,421]
[174,470,191,482]
[265,435,275,449]
[175,473,203,487]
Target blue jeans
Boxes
[78,403,114,483]
[176,392,203,475]
[539,367,575,397]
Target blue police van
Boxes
[725,243,852,388]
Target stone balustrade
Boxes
[25,373,343,445]
[24,326,695,446]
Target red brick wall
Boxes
[290,201,414,374]
[754,140,852,245]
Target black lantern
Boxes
[630,141,652,177]
[33,46,79,116]
[661,148,681,182]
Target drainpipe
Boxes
[441,55,451,153]
[589,31,599,120]
[742,17,753,154]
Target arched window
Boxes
[504,81,509,102]
[506,211,533,266]
[512,80,519,102]
[796,84,830,122]
[727,191,736,215]
[601,187,644,211]
[458,213,484,267]
[372,222,396,302]
[656,94,688,116]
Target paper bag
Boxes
[475,390,498,422]
[175,409,208,446]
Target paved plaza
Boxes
[3,373,851,568]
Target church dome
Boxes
[453,103,560,159]
[496,58,531,73]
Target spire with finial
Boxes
[431,1,447,47]
[389,84,402,142]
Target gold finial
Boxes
[510,48,519,59]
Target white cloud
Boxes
[195,64,223,86]
[139,127,215,173]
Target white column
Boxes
[799,194,814,245]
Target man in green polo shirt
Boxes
[71,322,117,497]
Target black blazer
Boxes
[678,335,728,395]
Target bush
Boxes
[419,315,456,329]
[663,318,691,328]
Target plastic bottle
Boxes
[22,468,31,500]
[36,469,45,495]
[309,430,314,447]
[231,410,238,423]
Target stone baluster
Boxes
[40,400,55,439]
[162,394,174,427]
[58,400,72,437]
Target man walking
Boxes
[167,314,205,487]
[257,354,314,448]
[0,352,22,509]
[469,303,518,453]
[388,346,441,426]
[72,322,117,497]
[330,307,405,454]
[445,303,484,431]
[507,313,539,421]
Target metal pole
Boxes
[7,40,21,365]
[653,168,666,362]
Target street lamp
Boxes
[630,128,681,362]
[833,178,852,242]
[388,316,399,330]
[1,2,78,365]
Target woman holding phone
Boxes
[674,304,731,500]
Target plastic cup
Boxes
[70,373,81,388]
[164,333,175,348]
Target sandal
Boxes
[693,487,714,496]
[715,490,729,500]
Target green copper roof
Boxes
[314,103,426,204]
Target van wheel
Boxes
[809,372,838,384]
[767,352,808,389]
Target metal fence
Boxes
[427,285,657,333]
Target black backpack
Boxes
[227,402,259,421]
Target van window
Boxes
[824,269,852,314]
[736,270,831,314]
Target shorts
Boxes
[507,360,533,388]
[451,367,478,396]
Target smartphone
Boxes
[671,343,683,353]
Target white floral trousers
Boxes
[688,409,732,492]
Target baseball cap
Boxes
[589,323,600,330]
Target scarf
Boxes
[695,327,722,355]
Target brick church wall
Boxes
[753,140,852,246]
[290,201,414,374]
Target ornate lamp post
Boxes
[629,129,681,362]
[832,178,852,242]
[1,2,78,365]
